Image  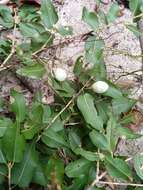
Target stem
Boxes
[8,162,12,190]
[44,77,93,130]
[97,181,143,187]
[0,8,17,68]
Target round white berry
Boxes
[0,0,10,4]
[92,81,109,93]
[54,68,67,82]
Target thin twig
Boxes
[32,34,53,55]
[97,181,143,187]
[44,77,93,131]
[0,8,17,68]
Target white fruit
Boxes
[54,68,67,81]
[0,0,10,4]
[92,81,109,93]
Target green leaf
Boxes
[22,123,39,140]
[82,7,99,31]
[65,175,88,190]
[103,85,123,99]
[77,93,103,130]
[46,157,64,185]
[73,56,84,76]
[11,143,38,188]
[85,36,104,65]
[134,153,143,180]
[18,5,39,23]
[42,104,51,124]
[42,128,69,148]
[19,23,40,39]
[2,123,25,163]
[69,130,81,151]
[40,0,58,29]
[53,80,75,97]
[58,26,73,36]
[106,3,120,23]
[106,116,118,153]
[75,147,99,161]
[65,158,92,178]
[105,155,132,181]
[29,102,43,124]
[89,130,108,150]
[10,90,26,123]
[0,118,12,137]
[96,100,110,123]
[0,6,13,28]
[117,125,142,139]
[32,163,47,186]
[0,141,6,164]
[119,113,134,125]
[50,117,64,132]
[16,63,45,79]
[112,97,136,115]
[129,0,142,22]
[0,165,7,184]
[126,24,142,37]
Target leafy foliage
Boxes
[0,0,143,189]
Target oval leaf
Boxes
[105,155,132,181]
[134,153,143,180]
[16,63,45,79]
[77,93,103,130]
[65,158,92,178]
[40,0,58,29]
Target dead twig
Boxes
[96,181,143,187]
[0,8,17,68]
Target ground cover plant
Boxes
[0,0,143,190]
